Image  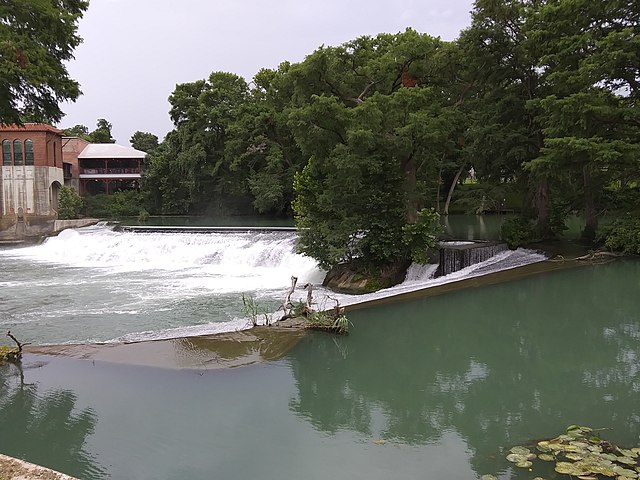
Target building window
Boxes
[13,139,23,165]
[25,139,34,165]
[2,140,11,165]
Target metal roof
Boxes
[78,143,146,159]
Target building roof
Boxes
[78,143,146,159]
[0,123,64,135]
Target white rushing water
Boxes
[0,224,546,345]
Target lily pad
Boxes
[538,453,555,462]
[612,465,638,478]
[515,460,533,468]
[619,449,639,458]
[566,452,585,461]
[616,456,637,465]
[506,453,528,463]
[555,462,590,476]
[537,441,551,452]
[510,446,531,455]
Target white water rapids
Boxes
[0,224,546,345]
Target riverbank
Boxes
[22,251,595,369]
[0,454,78,480]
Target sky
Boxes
[59,0,475,146]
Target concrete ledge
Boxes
[53,218,101,233]
[0,453,78,479]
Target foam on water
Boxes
[0,224,546,344]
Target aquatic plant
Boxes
[241,293,273,327]
[0,332,23,363]
[500,425,640,479]
[304,310,350,335]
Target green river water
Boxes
[1,259,639,479]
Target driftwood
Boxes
[303,283,314,316]
[575,251,623,262]
[280,276,298,316]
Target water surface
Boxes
[1,260,638,479]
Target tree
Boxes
[526,0,640,237]
[89,118,116,143]
[223,63,305,215]
[459,0,551,232]
[144,72,250,214]
[0,0,88,124]
[130,131,159,152]
[63,119,116,143]
[62,124,91,141]
[290,31,449,277]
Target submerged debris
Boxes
[503,425,640,479]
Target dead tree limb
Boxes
[6,331,23,354]
[303,283,314,316]
[326,295,345,320]
[280,276,298,316]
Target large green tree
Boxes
[526,0,640,236]
[223,63,305,215]
[290,31,451,274]
[145,72,250,214]
[0,0,88,124]
[459,0,552,232]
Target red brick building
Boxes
[61,136,90,191]
[0,124,65,239]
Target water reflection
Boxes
[288,260,640,477]
[0,362,105,479]
[442,214,507,240]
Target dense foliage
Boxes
[0,0,88,124]
[63,119,116,143]
[136,1,640,269]
[82,191,148,218]
[599,216,640,255]
[58,186,84,220]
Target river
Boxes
[0,221,638,479]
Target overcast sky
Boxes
[59,0,475,146]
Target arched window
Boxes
[24,139,34,165]
[2,140,11,165]
[13,139,23,166]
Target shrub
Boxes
[599,215,640,254]
[401,208,442,264]
[500,216,535,249]
[82,191,149,219]
[58,186,84,219]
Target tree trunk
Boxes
[443,163,466,216]
[534,177,550,236]
[583,165,598,232]
[403,155,418,223]
[436,165,442,214]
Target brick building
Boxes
[61,136,90,191]
[0,124,65,240]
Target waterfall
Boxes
[436,242,509,277]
